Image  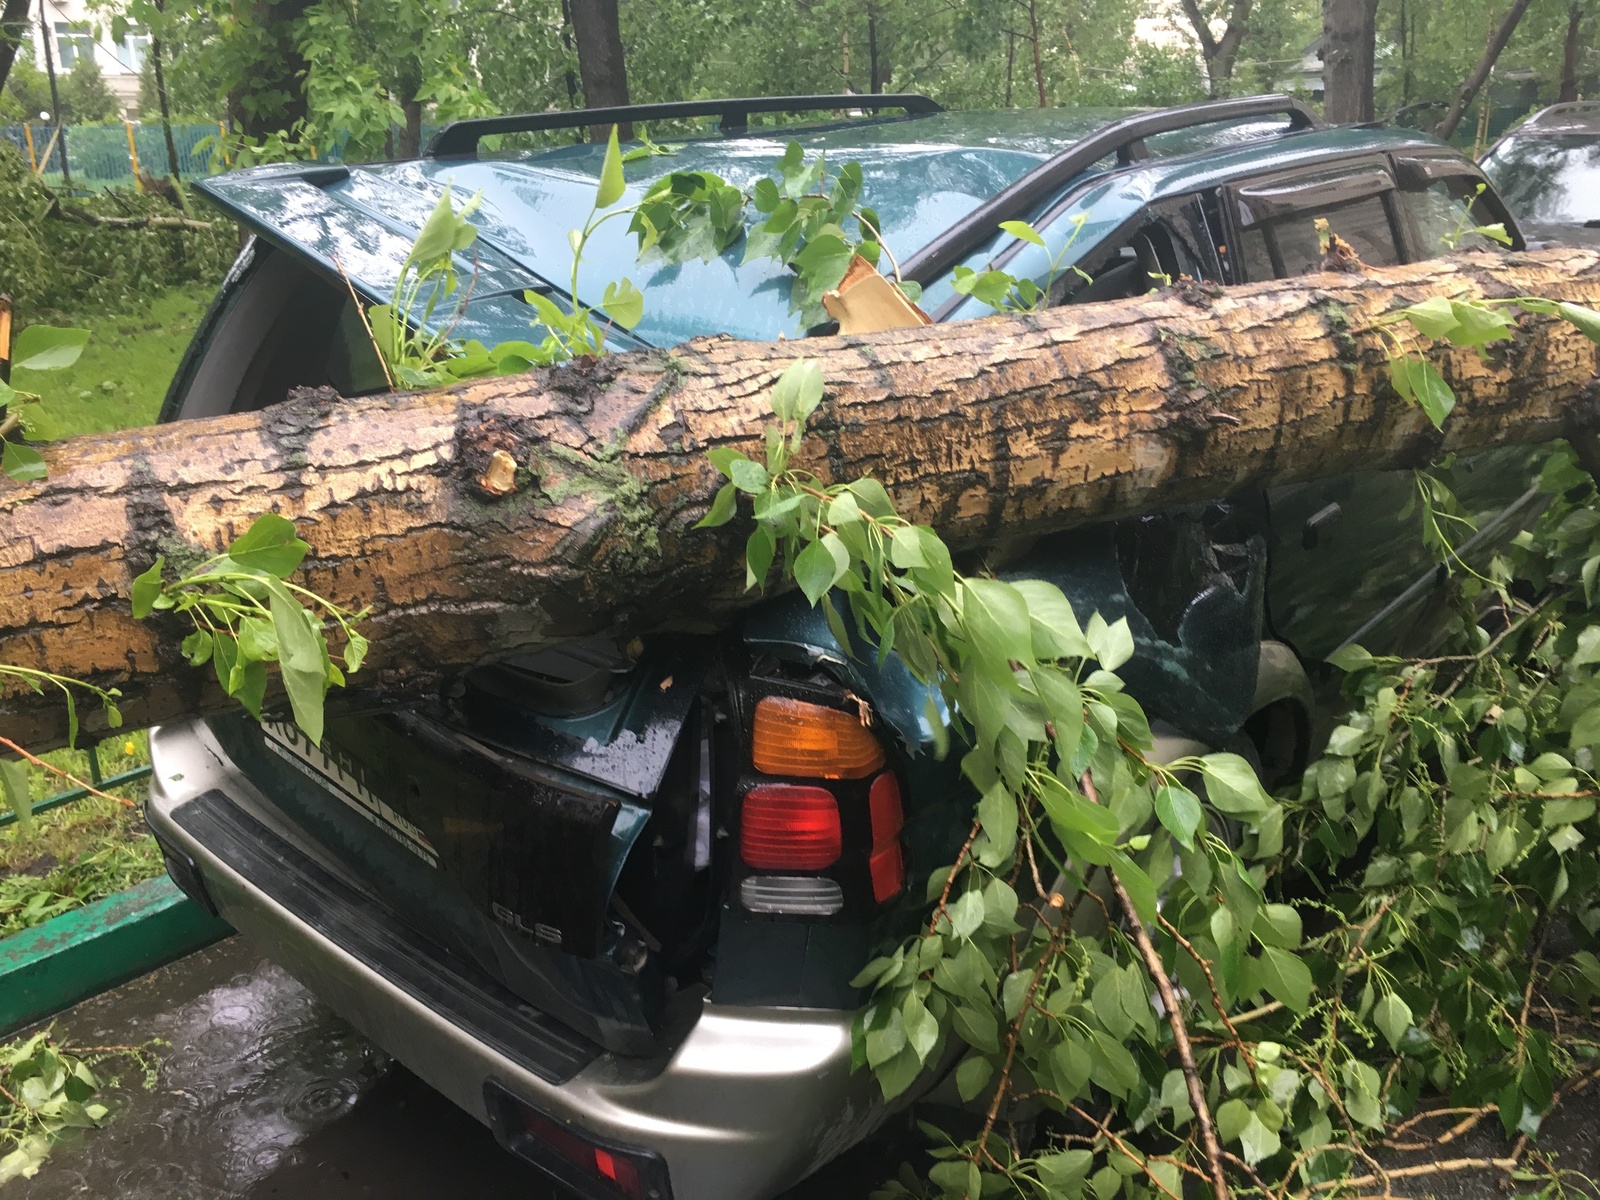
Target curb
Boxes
[0,875,233,1035]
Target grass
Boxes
[12,284,213,436]
[2,284,213,939]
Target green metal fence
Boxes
[0,121,226,186]
[0,740,153,830]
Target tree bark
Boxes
[1434,0,1536,141]
[1559,2,1585,103]
[0,0,30,99]
[1180,0,1253,98]
[569,0,630,142]
[400,97,424,159]
[4,250,1600,748]
[1322,0,1379,124]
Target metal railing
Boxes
[0,740,153,830]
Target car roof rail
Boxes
[1522,100,1600,128]
[426,94,945,159]
[900,94,1321,288]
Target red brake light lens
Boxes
[741,784,842,870]
[868,772,905,903]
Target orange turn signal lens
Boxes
[751,696,886,780]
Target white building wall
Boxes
[27,0,144,118]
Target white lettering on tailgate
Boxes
[262,722,439,868]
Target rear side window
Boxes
[1229,163,1403,280]
[1237,196,1400,279]
[1403,179,1511,256]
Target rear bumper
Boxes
[145,720,886,1200]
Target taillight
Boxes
[751,696,886,779]
[741,784,841,869]
[483,1082,672,1200]
[868,772,905,902]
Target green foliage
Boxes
[701,350,1600,1199]
[951,216,1092,313]
[60,57,122,125]
[0,143,232,316]
[701,361,1303,1195]
[131,513,368,745]
[0,1032,160,1184]
[1,322,87,481]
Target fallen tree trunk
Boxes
[4,248,1600,747]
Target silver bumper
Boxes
[145,720,886,1200]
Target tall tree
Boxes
[1179,0,1254,98]
[570,0,629,139]
[1322,0,1379,123]
[1558,0,1586,102]
[1433,0,1535,139]
[0,0,29,98]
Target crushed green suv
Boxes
[145,93,1530,1200]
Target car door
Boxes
[1218,155,1540,686]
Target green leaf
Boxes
[771,359,825,425]
[1542,797,1595,827]
[889,524,929,569]
[999,219,1046,247]
[745,525,776,591]
[729,458,769,494]
[1326,644,1374,673]
[1373,992,1412,1050]
[975,781,1018,867]
[794,532,850,605]
[1258,946,1313,1013]
[1255,903,1302,949]
[227,513,310,578]
[1238,1113,1282,1166]
[180,629,214,667]
[1411,358,1456,429]
[130,556,166,619]
[1,438,45,481]
[1446,299,1514,347]
[1402,295,1460,340]
[1013,579,1093,660]
[955,1055,993,1102]
[963,577,1035,668]
[1085,613,1134,671]
[1216,1097,1250,1143]
[902,993,939,1062]
[600,278,644,330]
[1154,782,1202,850]
[267,580,328,745]
[13,325,89,371]
[1,760,32,837]
[1093,968,1135,1040]
[1557,302,1600,344]
[1201,753,1270,817]
[596,125,627,209]
[1088,1029,1140,1098]
[951,1003,999,1053]
[695,482,739,529]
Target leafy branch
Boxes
[130,513,368,745]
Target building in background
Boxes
[28,0,144,118]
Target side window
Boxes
[1052,196,1215,306]
[1229,163,1404,280]
[1237,196,1401,279]
[1403,179,1510,257]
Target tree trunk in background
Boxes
[1322,0,1379,123]
[1434,0,1535,140]
[150,0,180,179]
[4,249,1600,748]
[868,13,883,94]
[569,0,630,141]
[1027,0,1046,106]
[1180,0,1253,98]
[400,98,423,158]
[0,0,31,99]
[1559,2,1585,102]
[229,0,313,140]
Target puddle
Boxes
[17,937,389,1199]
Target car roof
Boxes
[196,101,1477,348]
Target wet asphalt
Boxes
[12,936,1600,1199]
[9,936,908,1200]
